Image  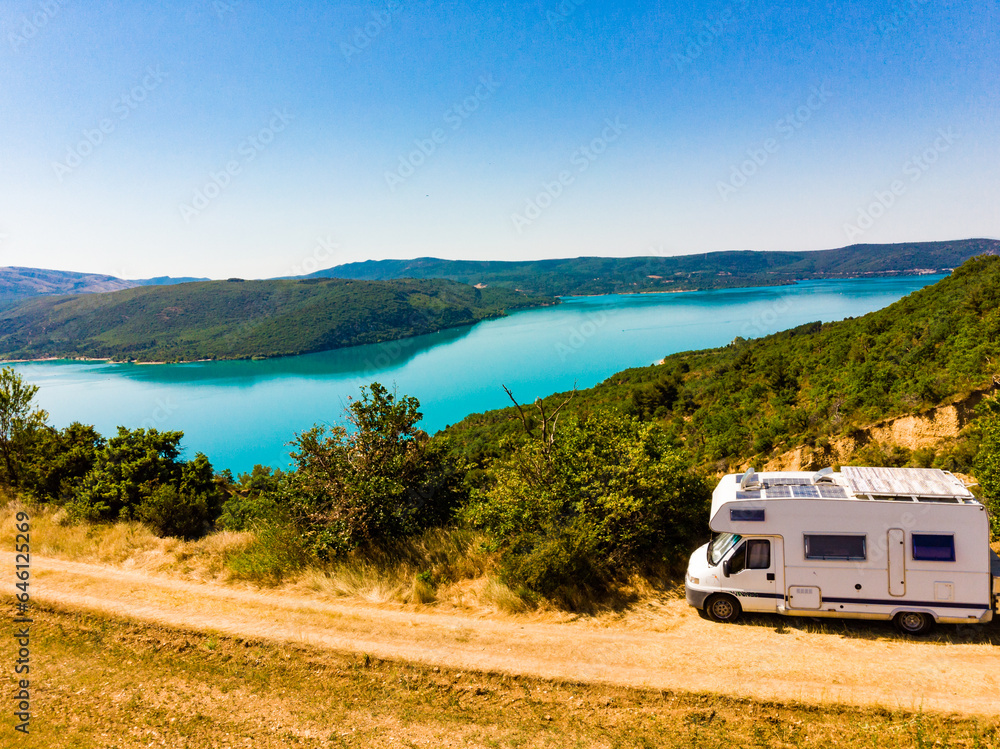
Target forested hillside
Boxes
[0,278,552,362]
[441,254,1000,472]
[303,238,998,296]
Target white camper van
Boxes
[685,466,1000,634]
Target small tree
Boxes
[20,422,105,502]
[69,427,185,522]
[466,409,710,605]
[286,382,463,556]
[0,367,49,487]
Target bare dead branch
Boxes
[502,384,533,438]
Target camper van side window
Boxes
[803,534,866,561]
[746,539,770,569]
[911,534,956,562]
[727,540,770,574]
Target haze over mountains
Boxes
[0,267,208,303]
[301,239,1000,297]
[6,239,996,305]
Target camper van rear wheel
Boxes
[894,611,933,635]
[705,594,742,623]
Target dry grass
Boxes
[12,603,1000,749]
[0,497,253,582]
[292,527,521,610]
[2,497,541,614]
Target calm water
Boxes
[12,275,944,474]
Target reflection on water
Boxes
[12,275,944,474]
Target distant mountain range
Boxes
[298,238,1000,297]
[0,267,208,303]
[0,237,995,363]
[5,239,996,305]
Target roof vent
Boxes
[740,467,759,490]
[811,466,834,484]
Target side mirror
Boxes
[722,559,731,577]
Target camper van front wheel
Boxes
[705,594,742,623]
[894,611,933,635]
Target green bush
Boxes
[973,408,1000,538]
[135,484,213,540]
[284,383,466,557]
[20,422,104,502]
[217,465,283,531]
[465,409,711,605]
[68,427,185,522]
[65,428,225,539]
[227,521,309,585]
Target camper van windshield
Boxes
[709,533,742,565]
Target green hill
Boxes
[301,238,998,296]
[0,278,553,362]
[440,254,1000,471]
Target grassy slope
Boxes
[0,277,552,362]
[308,238,999,296]
[441,254,1000,470]
[15,604,997,749]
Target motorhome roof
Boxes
[724,466,976,503]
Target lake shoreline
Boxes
[9,273,944,474]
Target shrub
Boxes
[217,465,283,531]
[67,428,225,539]
[973,409,1000,538]
[69,427,185,522]
[284,383,466,557]
[466,409,711,605]
[135,484,213,540]
[227,521,309,585]
[20,422,104,502]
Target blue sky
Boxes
[0,0,996,279]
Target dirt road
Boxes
[23,554,1000,716]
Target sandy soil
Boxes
[17,553,1000,718]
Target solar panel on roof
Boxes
[791,485,820,498]
[762,478,810,487]
[841,466,972,498]
[764,486,792,498]
[735,490,761,500]
[817,485,848,499]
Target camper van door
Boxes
[724,536,780,612]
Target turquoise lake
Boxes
[11,275,944,474]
